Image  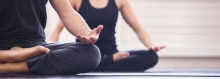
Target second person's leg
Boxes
[95,50,158,72]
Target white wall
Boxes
[45,0,220,57]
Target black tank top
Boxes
[78,0,119,54]
[0,0,48,48]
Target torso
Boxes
[72,0,121,11]
[75,0,120,55]
[0,0,48,49]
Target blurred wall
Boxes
[45,0,220,57]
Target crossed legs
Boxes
[95,50,158,72]
[0,46,49,74]
[0,43,101,75]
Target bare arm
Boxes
[120,0,164,51]
[49,0,78,43]
[49,21,64,43]
[49,0,76,43]
[49,0,103,44]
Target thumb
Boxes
[95,25,104,34]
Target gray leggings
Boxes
[27,43,101,75]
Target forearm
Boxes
[49,21,64,43]
[50,0,91,36]
[49,31,60,43]
[137,29,154,49]
[60,12,91,36]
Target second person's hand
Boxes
[150,45,165,52]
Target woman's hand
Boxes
[150,45,165,52]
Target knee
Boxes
[71,44,101,73]
[149,52,159,68]
[83,45,101,70]
[135,50,159,70]
[70,43,101,63]
[144,50,159,69]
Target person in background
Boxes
[50,0,165,72]
[0,0,103,75]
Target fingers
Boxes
[76,34,86,44]
[76,34,94,44]
[76,25,103,44]
[89,25,103,36]
[151,45,165,52]
[160,45,165,49]
[89,25,103,43]
[89,36,97,43]
[95,25,103,34]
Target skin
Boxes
[49,0,103,44]
[0,46,49,63]
[0,0,103,74]
[49,0,165,62]
[0,46,49,74]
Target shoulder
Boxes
[115,0,129,9]
[69,0,82,10]
[69,0,81,6]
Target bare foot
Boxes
[11,45,49,53]
[0,45,50,63]
[33,45,50,54]
[113,52,130,62]
[10,46,23,51]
